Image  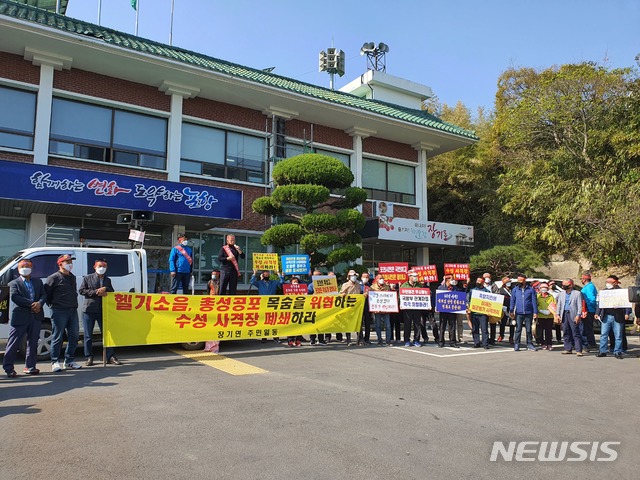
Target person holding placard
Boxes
[595,275,630,359]
[437,275,460,348]
[370,274,393,346]
[467,277,490,349]
[400,270,424,347]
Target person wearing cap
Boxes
[369,274,392,346]
[400,270,424,347]
[536,282,556,350]
[3,259,46,378]
[508,273,539,352]
[79,259,121,365]
[337,269,361,346]
[595,275,630,359]
[580,272,598,352]
[436,275,461,348]
[45,254,82,372]
[169,234,193,294]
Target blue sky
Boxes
[66,0,639,115]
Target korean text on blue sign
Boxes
[0,160,242,220]
[281,255,310,275]
[435,290,467,313]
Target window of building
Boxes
[285,144,350,167]
[362,158,415,204]
[49,98,167,169]
[0,86,36,151]
[180,123,266,184]
[0,218,26,265]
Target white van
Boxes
[0,247,148,360]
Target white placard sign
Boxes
[368,290,399,313]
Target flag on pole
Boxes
[131,0,137,10]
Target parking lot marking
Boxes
[392,345,515,358]
[169,349,268,375]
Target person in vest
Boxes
[169,233,193,294]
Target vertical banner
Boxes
[281,255,310,275]
[444,263,470,281]
[435,290,468,313]
[0,286,9,324]
[368,290,399,313]
[412,265,438,283]
[378,262,409,284]
[253,253,279,271]
[399,287,432,310]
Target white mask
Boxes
[410,276,418,282]
[361,277,369,283]
[63,263,73,272]
[181,240,188,246]
[211,274,218,280]
[350,275,358,282]
[450,280,458,286]
[19,267,31,277]
[378,279,385,285]
[95,267,107,275]
[540,288,548,293]
[605,283,614,289]
[484,278,491,284]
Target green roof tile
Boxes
[0,0,478,141]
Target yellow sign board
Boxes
[312,275,339,295]
[468,289,504,317]
[252,253,279,271]
[103,293,364,347]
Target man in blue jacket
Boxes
[169,233,193,294]
[509,273,539,351]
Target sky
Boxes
[65,0,640,115]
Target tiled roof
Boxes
[0,0,478,141]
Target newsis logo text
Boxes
[490,441,620,462]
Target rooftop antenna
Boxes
[319,46,345,90]
[360,42,389,72]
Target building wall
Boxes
[0,51,40,84]
[287,120,352,150]
[183,97,266,131]
[363,137,417,162]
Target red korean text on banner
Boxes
[378,262,409,284]
[412,265,438,283]
[444,263,470,281]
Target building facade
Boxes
[0,0,477,292]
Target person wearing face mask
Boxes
[595,275,630,359]
[400,270,424,347]
[169,234,193,294]
[497,276,514,344]
[369,274,392,346]
[45,254,82,372]
[338,269,361,346]
[357,272,372,346]
[436,275,460,348]
[482,273,501,345]
[467,277,491,349]
[3,259,46,378]
[79,259,119,366]
[554,278,586,356]
[579,272,598,352]
[508,273,539,352]
[536,282,556,350]
[218,234,245,295]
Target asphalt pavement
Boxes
[1,332,638,480]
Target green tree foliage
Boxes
[252,153,367,268]
[494,62,640,269]
[470,244,544,278]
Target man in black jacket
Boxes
[79,259,120,366]
[45,254,82,372]
[217,234,245,295]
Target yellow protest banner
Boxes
[468,289,504,317]
[103,293,364,347]
[252,253,279,271]
[312,275,339,294]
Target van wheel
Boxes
[180,342,205,351]
[19,322,53,362]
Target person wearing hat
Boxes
[169,234,193,294]
[45,254,82,372]
[580,272,598,351]
[338,269,361,346]
[400,270,425,347]
[3,259,46,378]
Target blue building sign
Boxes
[0,160,242,220]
